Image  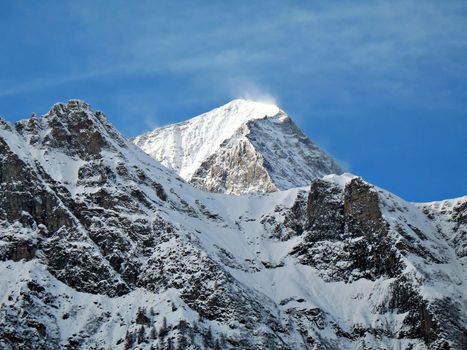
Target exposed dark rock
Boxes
[136,308,150,325]
[7,241,36,261]
[293,177,402,282]
[191,129,277,194]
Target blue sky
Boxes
[1,1,466,201]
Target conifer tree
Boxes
[203,326,213,349]
[159,317,169,338]
[137,325,145,344]
[150,325,157,339]
[167,337,175,350]
[124,329,134,350]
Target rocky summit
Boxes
[132,99,342,195]
[0,100,466,350]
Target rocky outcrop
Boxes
[190,126,277,194]
[417,196,467,260]
[291,177,401,282]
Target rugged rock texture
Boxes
[291,178,401,282]
[0,101,465,349]
[132,99,342,194]
[416,196,467,262]
[190,125,277,194]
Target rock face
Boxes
[0,101,466,350]
[293,177,401,282]
[132,99,342,194]
[416,196,467,263]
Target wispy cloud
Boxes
[0,67,126,98]
[1,0,466,115]
[226,78,278,106]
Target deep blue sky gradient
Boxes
[1,1,466,201]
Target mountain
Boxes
[0,100,466,350]
[132,99,342,194]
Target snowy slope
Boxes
[132,99,342,194]
[415,196,467,263]
[0,101,466,349]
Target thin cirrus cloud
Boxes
[1,0,465,133]
[0,0,466,201]
[1,0,465,108]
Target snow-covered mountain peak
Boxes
[132,99,286,182]
[45,99,92,117]
[60,99,91,111]
[133,100,342,194]
[13,100,130,163]
[216,98,282,120]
